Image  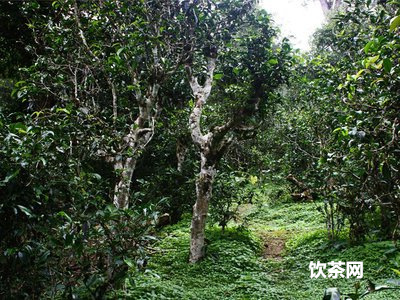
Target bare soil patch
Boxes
[261,234,286,260]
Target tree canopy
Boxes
[1,0,399,298]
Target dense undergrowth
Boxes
[118,184,400,299]
[1,1,399,298]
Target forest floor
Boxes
[119,183,400,299]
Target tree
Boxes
[317,0,385,17]
[271,0,400,241]
[318,0,343,16]
[182,0,292,262]
[20,0,184,209]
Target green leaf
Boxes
[124,258,136,268]
[32,111,43,118]
[390,15,400,32]
[116,47,125,58]
[213,73,223,80]
[366,55,380,68]
[57,211,72,222]
[56,108,71,115]
[268,58,279,65]
[249,175,258,185]
[52,1,60,8]
[9,122,27,133]
[333,127,342,134]
[127,85,137,91]
[92,173,102,180]
[39,157,47,167]
[383,58,392,73]
[353,69,365,80]
[1,169,20,184]
[364,40,374,54]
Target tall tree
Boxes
[21,0,184,209]
[183,0,292,262]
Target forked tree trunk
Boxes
[189,155,216,262]
[185,52,255,261]
[185,57,217,262]
[74,2,165,210]
[186,56,234,262]
[111,84,159,209]
[111,117,157,209]
[110,77,160,208]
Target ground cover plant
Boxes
[1,0,399,298]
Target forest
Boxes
[0,0,399,299]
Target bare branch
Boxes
[73,1,100,63]
[186,57,217,148]
[108,80,118,122]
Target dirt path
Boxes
[238,203,290,260]
[261,234,286,260]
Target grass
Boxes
[118,183,400,299]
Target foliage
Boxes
[262,0,400,241]
[118,217,270,299]
[210,171,259,231]
[118,191,400,299]
[1,0,400,297]
[0,109,159,298]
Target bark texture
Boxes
[190,156,216,262]
[74,2,165,209]
[186,57,217,262]
[112,83,160,209]
[185,56,236,262]
[176,138,188,172]
[319,0,343,16]
[185,47,248,260]
[113,157,137,209]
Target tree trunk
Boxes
[185,57,218,263]
[189,155,216,263]
[110,83,160,209]
[319,0,332,16]
[176,138,188,172]
[333,0,342,10]
[319,0,344,17]
[113,156,137,209]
